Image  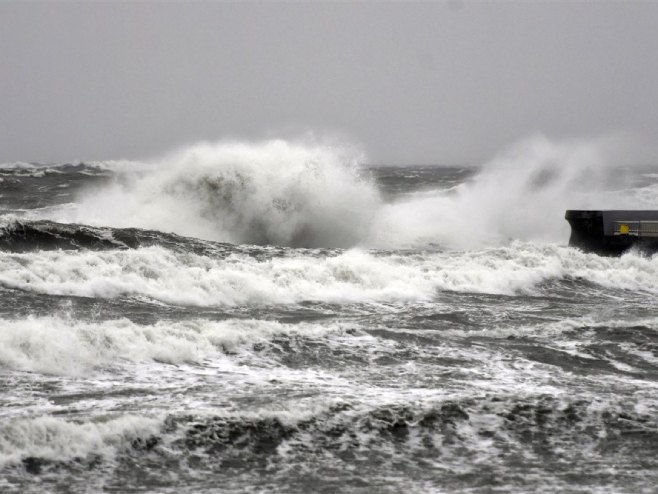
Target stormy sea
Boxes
[1,137,657,493]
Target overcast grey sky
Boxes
[1,1,657,164]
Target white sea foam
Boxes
[0,415,161,466]
[50,139,381,248]
[369,134,658,249]
[0,161,39,170]
[0,160,142,173]
[39,134,658,250]
[0,316,339,375]
[0,243,656,308]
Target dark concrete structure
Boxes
[565,210,658,255]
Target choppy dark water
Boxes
[1,149,658,493]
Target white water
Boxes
[50,140,381,248]
[0,415,161,466]
[0,316,346,375]
[2,138,658,494]
[370,135,657,248]
[0,244,656,308]
[37,134,658,250]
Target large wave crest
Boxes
[58,140,381,248]
[47,135,657,249]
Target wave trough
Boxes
[2,135,658,493]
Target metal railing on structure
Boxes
[614,221,658,237]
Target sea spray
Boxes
[2,150,658,493]
[53,140,381,248]
[369,134,657,248]
[35,135,658,249]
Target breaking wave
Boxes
[0,316,343,375]
[0,243,656,308]
[33,135,658,250]
[370,135,658,248]
[0,415,161,467]
[48,140,381,248]
[3,135,658,494]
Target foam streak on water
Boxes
[1,136,658,493]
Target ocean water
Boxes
[1,137,657,493]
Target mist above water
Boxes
[371,134,656,248]
[47,135,657,249]
[2,134,658,494]
[54,140,379,248]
